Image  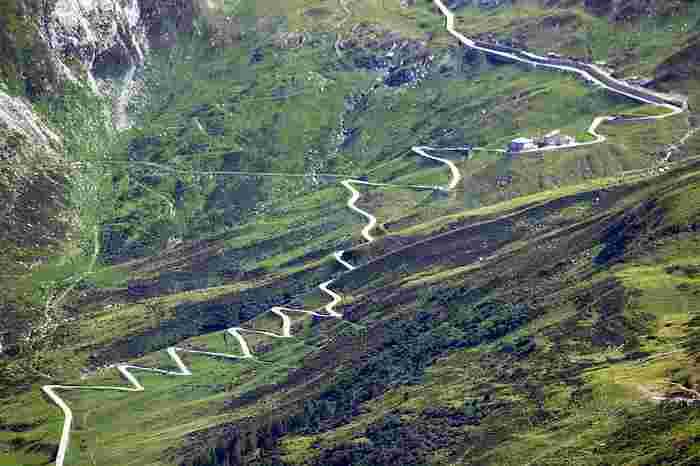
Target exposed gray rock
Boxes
[0,0,72,97]
[0,0,162,98]
[48,0,147,89]
[0,91,62,150]
[273,32,306,49]
[0,91,70,357]
[0,90,69,252]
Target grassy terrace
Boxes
[3,0,700,465]
[273,162,700,466]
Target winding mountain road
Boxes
[42,3,692,465]
[41,145,460,466]
[431,0,686,154]
[411,146,464,190]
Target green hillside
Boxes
[1,0,700,465]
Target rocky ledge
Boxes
[0,90,70,265]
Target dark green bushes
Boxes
[310,413,451,466]
[686,314,700,358]
[285,288,533,437]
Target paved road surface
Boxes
[41,4,691,464]
[42,145,461,466]
[431,0,685,156]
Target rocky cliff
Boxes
[0,0,150,97]
[50,0,146,86]
[0,90,69,274]
[0,0,152,266]
[0,89,68,373]
[0,0,201,358]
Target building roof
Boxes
[511,137,534,144]
[544,129,561,137]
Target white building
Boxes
[508,137,537,152]
[542,130,575,147]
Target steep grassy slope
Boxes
[231,160,700,466]
[0,81,125,394]
[442,0,700,140]
[6,158,700,466]
[80,6,670,293]
[2,0,700,465]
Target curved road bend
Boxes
[42,146,461,466]
[431,0,686,155]
[42,4,690,463]
[432,0,700,405]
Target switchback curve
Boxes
[42,3,692,463]
[41,146,461,466]
[431,0,686,155]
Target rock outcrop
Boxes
[0,92,61,150]
[0,0,69,97]
[48,0,146,85]
[0,90,69,258]
[0,91,70,369]
[0,0,157,97]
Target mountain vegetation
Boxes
[1,0,700,465]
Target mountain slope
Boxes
[1,0,700,465]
